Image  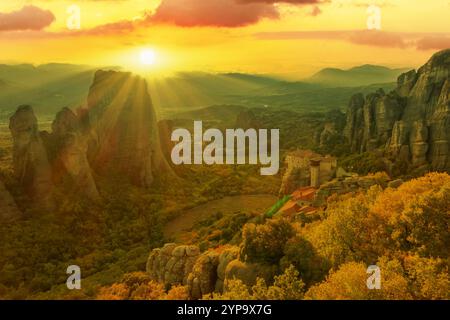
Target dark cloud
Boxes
[0,5,55,31]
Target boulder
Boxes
[186,251,220,299]
[146,244,200,288]
[215,247,239,292]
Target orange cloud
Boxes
[150,0,279,27]
[239,0,322,2]
[0,5,55,31]
[348,30,407,48]
[416,36,450,51]
[254,30,448,50]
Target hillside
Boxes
[309,64,410,87]
[0,64,397,122]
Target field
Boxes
[163,194,278,243]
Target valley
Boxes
[0,50,448,300]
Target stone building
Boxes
[279,149,337,195]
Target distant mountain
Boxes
[308,64,410,87]
[0,64,117,120]
[148,72,282,116]
[174,104,245,122]
[0,63,399,122]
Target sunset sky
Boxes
[1,0,450,78]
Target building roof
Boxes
[291,186,317,201]
[278,200,301,215]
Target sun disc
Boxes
[140,49,156,66]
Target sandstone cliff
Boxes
[86,70,172,187]
[0,180,21,220]
[146,243,278,299]
[9,105,54,205]
[45,107,100,200]
[8,70,173,204]
[344,49,450,171]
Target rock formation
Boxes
[147,244,248,299]
[9,105,53,204]
[186,251,220,299]
[8,70,174,205]
[0,180,21,220]
[46,107,99,200]
[158,119,175,164]
[146,243,200,288]
[344,49,450,171]
[86,70,172,187]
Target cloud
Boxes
[416,36,450,51]
[348,30,407,48]
[239,0,323,3]
[150,0,279,27]
[255,29,448,50]
[148,0,325,28]
[0,5,55,31]
[309,5,322,16]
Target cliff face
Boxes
[344,49,450,171]
[0,180,21,220]
[86,70,172,187]
[46,107,100,200]
[8,70,172,206]
[9,105,54,204]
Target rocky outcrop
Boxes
[186,251,220,299]
[8,70,175,204]
[9,105,53,204]
[158,119,175,164]
[0,180,21,220]
[146,243,200,288]
[146,244,252,299]
[344,49,450,171]
[47,107,99,200]
[215,247,239,292]
[86,70,172,187]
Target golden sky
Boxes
[0,0,449,77]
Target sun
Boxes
[140,49,156,66]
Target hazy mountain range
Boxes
[0,63,406,121]
[308,64,410,87]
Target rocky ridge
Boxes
[344,49,450,172]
